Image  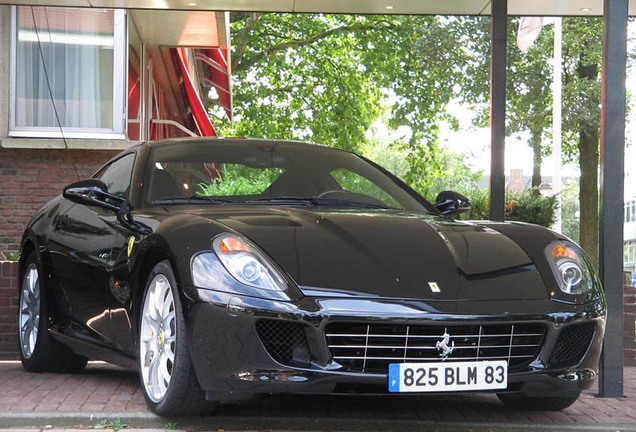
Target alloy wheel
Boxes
[140,273,177,403]
[19,263,40,359]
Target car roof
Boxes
[142,137,349,154]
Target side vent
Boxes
[256,320,311,367]
[549,322,596,368]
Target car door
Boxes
[48,153,136,346]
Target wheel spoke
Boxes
[143,312,160,334]
[162,295,173,319]
[159,354,171,382]
[28,269,38,295]
[164,341,175,362]
[26,326,35,355]
[147,291,159,321]
[162,311,175,329]
[154,279,165,314]
[148,354,160,395]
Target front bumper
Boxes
[184,288,605,401]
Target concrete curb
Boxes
[1,412,636,432]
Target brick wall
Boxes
[0,148,118,255]
[625,285,636,366]
[0,261,17,353]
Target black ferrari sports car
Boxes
[18,138,605,415]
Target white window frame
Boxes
[626,241,636,264]
[9,6,127,140]
[626,200,635,223]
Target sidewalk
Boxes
[0,360,634,431]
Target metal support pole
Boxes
[490,0,507,221]
[139,41,147,142]
[599,0,627,398]
[551,18,563,233]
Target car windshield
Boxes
[144,140,434,212]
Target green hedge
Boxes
[459,188,557,228]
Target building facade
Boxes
[0,5,231,256]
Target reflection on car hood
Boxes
[180,206,549,301]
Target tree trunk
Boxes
[578,126,599,267]
[576,61,599,267]
[530,129,542,189]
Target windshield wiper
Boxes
[246,196,393,209]
[152,196,235,205]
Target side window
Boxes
[97,153,135,198]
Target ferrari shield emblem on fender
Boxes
[428,282,441,293]
[127,236,135,257]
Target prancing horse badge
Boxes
[428,282,441,293]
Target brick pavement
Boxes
[0,360,634,428]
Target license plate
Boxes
[388,360,508,393]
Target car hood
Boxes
[179,206,549,301]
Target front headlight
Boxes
[545,241,595,295]
[192,233,287,292]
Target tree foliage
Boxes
[224,14,476,146]
[454,16,604,264]
[220,13,487,199]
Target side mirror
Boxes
[63,179,124,212]
[435,190,471,216]
[63,179,152,235]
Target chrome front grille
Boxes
[326,322,546,373]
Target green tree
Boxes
[457,17,553,189]
[456,16,603,265]
[222,13,478,186]
[561,181,580,243]
[561,17,603,265]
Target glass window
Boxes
[127,15,142,141]
[97,153,135,198]
[196,165,284,197]
[11,6,125,138]
[145,141,436,212]
[625,241,636,264]
[330,168,401,208]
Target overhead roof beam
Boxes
[0,0,626,16]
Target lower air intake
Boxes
[549,322,596,368]
[256,319,311,367]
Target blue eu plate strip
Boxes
[388,363,400,392]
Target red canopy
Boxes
[175,48,217,137]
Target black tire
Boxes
[497,392,581,411]
[18,252,88,373]
[138,260,216,416]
